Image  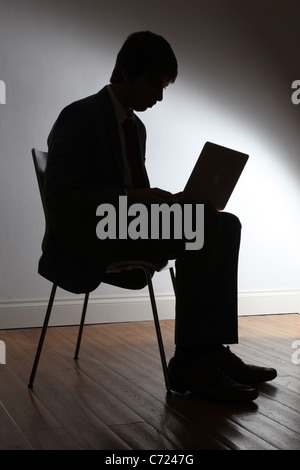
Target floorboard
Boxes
[0,314,299,450]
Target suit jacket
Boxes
[39,86,150,293]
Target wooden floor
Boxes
[0,314,299,450]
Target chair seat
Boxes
[107,259,171,273]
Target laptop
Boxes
[181,141,249,210]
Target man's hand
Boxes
[126,187,180,203]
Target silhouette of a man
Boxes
[41,31,276,402]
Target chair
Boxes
[28,149,176,393]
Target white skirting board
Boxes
[0,290,299,330]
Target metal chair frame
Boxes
[28,149,176,393]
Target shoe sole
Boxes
[170,382,259,403]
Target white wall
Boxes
[0,0,299,328]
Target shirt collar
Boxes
[107,85,134,124]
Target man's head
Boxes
[110,32,177,112]
[110,31,177,113]
[110,31,178,85]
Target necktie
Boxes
[122,118,143,187]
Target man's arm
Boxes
[126,187,178,203]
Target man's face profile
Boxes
[126,72,171,112]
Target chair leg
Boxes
[143,268,171,394]
[169,266,176,295]
[28,283,57,388]
[74,292,89,360]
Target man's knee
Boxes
[222,212,242,231]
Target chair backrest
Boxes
[32,148,48,250]
[32,148,48,204]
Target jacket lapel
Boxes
[95,86,149,188]
[133,119,150,188]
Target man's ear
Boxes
[121,68,130,82]
[121,68,135,85]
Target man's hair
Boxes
[110,31,178,84]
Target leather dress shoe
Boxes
[212,346,277,385]
[168,357,258,402]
